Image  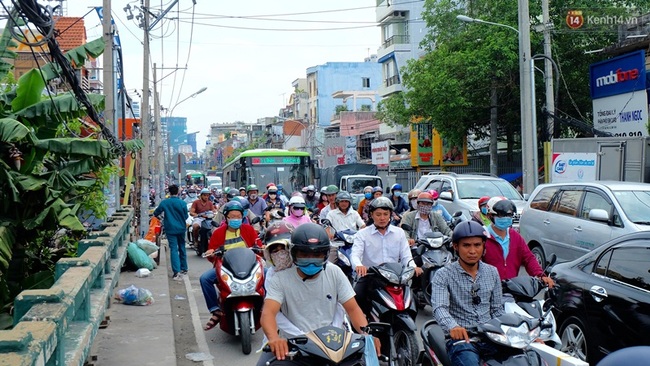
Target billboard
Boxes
[592,91,648,137]
[441,137,468,166]
[323,136,346,167]
[590,50,646,100]
[371,141,390,167]
[551,152,597,183]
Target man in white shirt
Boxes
[350,197,421,315]
[326,191,365,236]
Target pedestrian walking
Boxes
[153,184,189,280]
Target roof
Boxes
[53,17,87,51]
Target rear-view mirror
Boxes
[588,208,610,223]
[440,191,453,201]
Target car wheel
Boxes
[560,316,589,362]
[531,245,546,268]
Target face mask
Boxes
[228,218,242,230]
[271,250,292,271]
[481,207,488,215]
[292,207,305,217]
[295,258,324,276]
[494,217,513,230]
[418,205,430,215]
[410,199,418,210]
[364,192,372,199]
[249,194,258,200]
[394,191,401,196]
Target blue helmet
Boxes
[391,183,402,192]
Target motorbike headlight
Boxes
[426,238,444,249]
[337,252,351,267]
[486,323,540,349]
[228,263,263,297]
[540,311,557,340]
[400,267,415,283]
[343,234,355,244]
[378,268,400,284]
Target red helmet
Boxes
[478,196,490,207]
[266,182,275,189]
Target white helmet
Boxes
[289,196,306,207]
[486,196,507,215]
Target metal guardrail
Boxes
[0,207,134,366]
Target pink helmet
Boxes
[429,190,440,200]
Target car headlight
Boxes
[224,264,263,297]
[486,323,540,348]
[378,268,400,284]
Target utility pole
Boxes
[153,63,164,205]
[139,0,151,237]
[518,0,537,194]
[542,0,555,139]
[102,0,119,213]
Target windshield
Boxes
[245,165,308,193]
[612,190,650,224]
[347,178,381,194]
[456,179,523,200]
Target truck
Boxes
[319,163,383,208]
[551,136,650,183]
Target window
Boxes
[605,247,650,290]
[530,187,558,211]
[580,191,612,220]
[362,77,370,88]
[425,180,442,192]
[552,190,582,217]
[594,249,612,276]
[440,181,453,196]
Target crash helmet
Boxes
[301,186,308,193]
[372,186,384,194]
[491,199,516,217]
[429,190,440,200]
[263,221,295,263]
[452,220,488,244]
[335,191,352,203]
[306,185,316,192]
[391,183,403,193]
[226,188,238,200]
[416,192,434,204]
[324,185,339,195]
[363,185,373,193]
[232,196,250,211]
[369,196,394,213]
[289,223,330,259]
[246,184,259,193]
[320,186,328,195]
[596,346,650,366]
[267,186,278,194]
[478,196,491,208]
[486,196,507,215]
[200,188,210,195]
[407,189,422,200]
[288,195,306,208]
[266,182,276,189]
[239,186,246,192]
[222,200,244,217]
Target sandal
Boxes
[203,310,223,331]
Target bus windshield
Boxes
[245,164,308,193]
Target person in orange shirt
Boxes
[356,186,374,221]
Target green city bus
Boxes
[222,149,316,192]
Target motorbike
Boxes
[262,323,390,366]
[409,230,453,310]
[322,219,355,284]
[195,211,219,256]
[418,312,551,366]
[365,263,419,366]
[447,210,464,230]
[206,246,265,354]
[502,254,560,349]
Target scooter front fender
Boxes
[394,312,417,333]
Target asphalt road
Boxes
[175,247,435,366]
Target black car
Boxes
[549,231,650,364]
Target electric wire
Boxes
[171,2,195,110]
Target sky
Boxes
[65,0,380,150]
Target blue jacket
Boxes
[390,194,409,216]
[153,196,188,235]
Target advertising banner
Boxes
[441,137,468,166]
[551,152,597,183]
[592,90,648,137]
[371,140,390,167]
[590,50,646,100]
[345,136,357,164]
[410,121,442,167]
[323,136,346,167]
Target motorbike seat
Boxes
[422,320,452,366]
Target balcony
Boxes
[385,75,400,87]
[382,34,410,48]
[379,76,403,97]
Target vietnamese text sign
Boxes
[551,152,597,183]
[371,140,390,167]
[590,50,646,99]
[592,90,648,137]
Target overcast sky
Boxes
[66,0,380,150]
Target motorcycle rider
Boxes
[351,197,421,315]
[317,186,329,211]
[184,188,197,204]
[406,189,422,212]
[389,183,409,225]
[319,185,340,220]
[264,185,285,223]
[239,186,247,197]
[429,190,452,222]
[282,196,311,228]
[471,196,492,226]
[260,223,380,363]
[246,184,268,217]
[189,188,217,245]
[302,185,319,211]
[361,186,384,224]
[200,201,262,331]
[356,186,374,220]
[325,191,365,238]
[430,220,504,366]
[482,198,554,287]
[401,192,452,247]
[276,184,289,205]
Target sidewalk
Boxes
[92,241,176,366]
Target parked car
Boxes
[519,181,650,266]
[549,231,650,364]
[413,172,525,222]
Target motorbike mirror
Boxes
[416,245,426,256]
[251,217,262,225]
[546,253,557,269]
[321,219,332,227]
[453,211,463,217]
[366,322,392,334]
[542,300,554,313]
[289,336,309,345]
[401,224,412,232]
[276,210,286,217]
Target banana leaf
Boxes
[12,69,45,112]
[40,38,105,81]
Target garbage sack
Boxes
[127,242,156,270]
[115,285,154,306]
[136,239,159,255]
[135,268,151,277]
[145,216,161,242]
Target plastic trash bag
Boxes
[364,335,379,366]
[136,239,159,255]
[115,285,154,306]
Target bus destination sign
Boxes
[251,156,301,165]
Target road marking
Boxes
[184,274,215,366]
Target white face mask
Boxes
[410,199,418,210]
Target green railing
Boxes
[0,207,134,366]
